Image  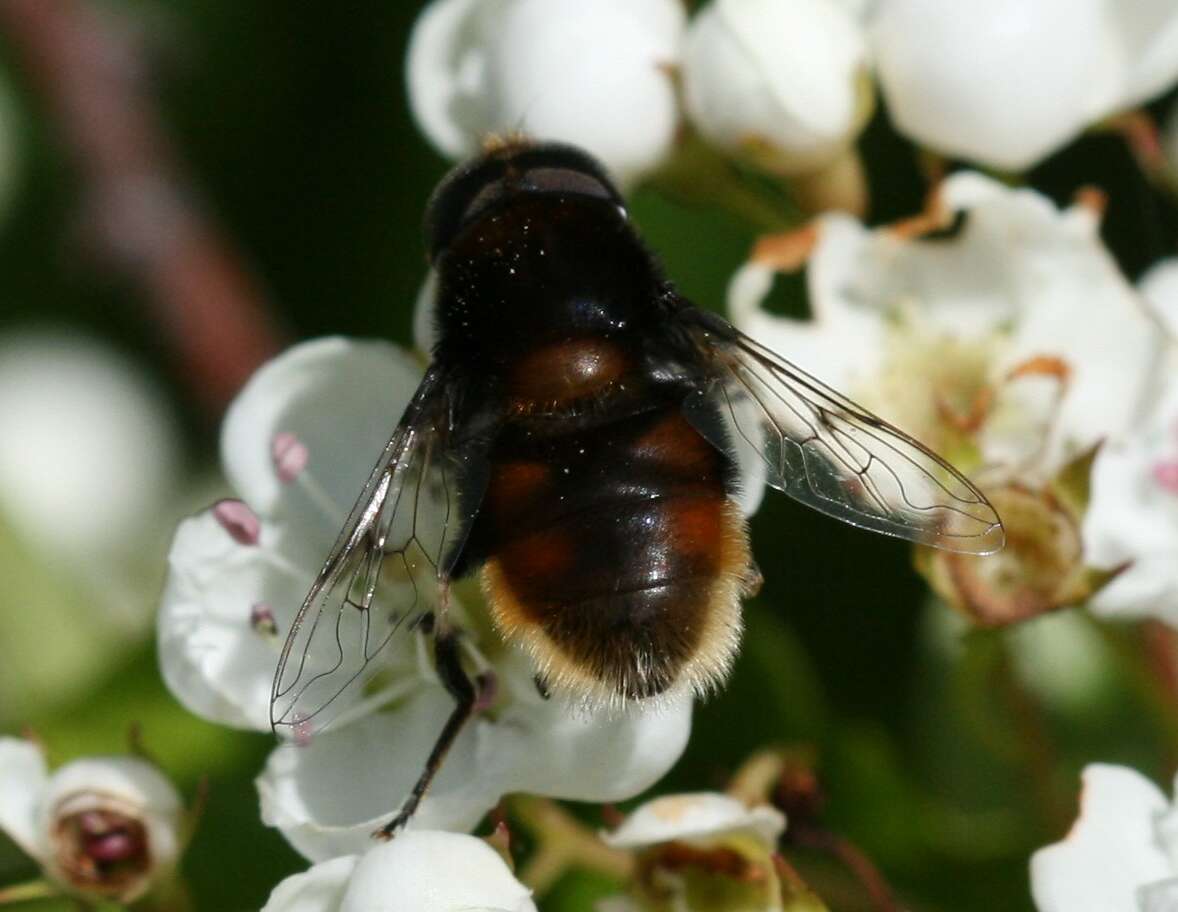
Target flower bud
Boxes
[872,0,1178,171]
[408,0,685,187]
[0,738,184,904]
[683,0,871,176]
[261,830,537,912]
[604,792,788,912]
[0,332,178,561]
[918,484,1086,626]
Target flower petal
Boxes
[257,687,500,862]
[1083,371,1178,623]
[872,0,1109,170]
[1139,258,1178,339]
[158,509,312,730]
[604,792,784,849]
[0,736,49,858]
[407,0,684,186]
[478,688,693,804]
[405,0,494,160]
[727,217,886,392]
[1031,764,1171,912]
[1139,877,1178,912]
[483,0,684,186]
[221,337,425,547]
[1108,1,1178,109]
[683,0,868,172]
[261,855,357,912]
[339,832,536,912]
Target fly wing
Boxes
[270,364,484,740]
[678,308,1004,554]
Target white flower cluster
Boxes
[408,0,1178,189]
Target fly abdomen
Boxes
[479,406,751,704]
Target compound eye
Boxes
[522,166,616,202]
[458,182,508,229]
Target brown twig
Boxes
[1144,620,1178,700]
[0,0,286,416]
[992,640,1070,832]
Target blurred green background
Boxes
[0,3,1176,910]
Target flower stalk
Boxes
[511,795,635,894]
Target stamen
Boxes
[250,602,279,637]
[257,548,309,581]
[271,432,309,483]
[321,677,420,731]
[474,670,499,713]
[292,715,314,748]
[1153,460,1178,494]
[213,499,260,545]
[270,431,347,527]
[297,471,348,528]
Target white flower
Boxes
[1083,360,1178,627]
[871,0,1178,170]
[0,331,178,561]
[261,830,536,912]
[729,174,1166,623]
[602,792,788,912]
[1031,764,1178,912]
[407,0,685,187]
[682,0,871,175]
[158,337,693,861]
[0,737,183,904]
[731,173,1162,484]
[1140,258,1178,339]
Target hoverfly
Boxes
[271,140,1004,837]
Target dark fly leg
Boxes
[373,626,478,840]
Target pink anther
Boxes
[272,431,309,483]
[212,499,261,545]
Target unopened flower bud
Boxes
[683,0,871,176]
[408,0,685,187]
[261,830,537,912]
[918,484,1087,626]
[873,0,1178,171]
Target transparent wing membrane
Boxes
[682,315,1004,554]
[270,366,481,739]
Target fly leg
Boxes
[374,624,479,839]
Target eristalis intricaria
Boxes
[270,139,1004,837]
